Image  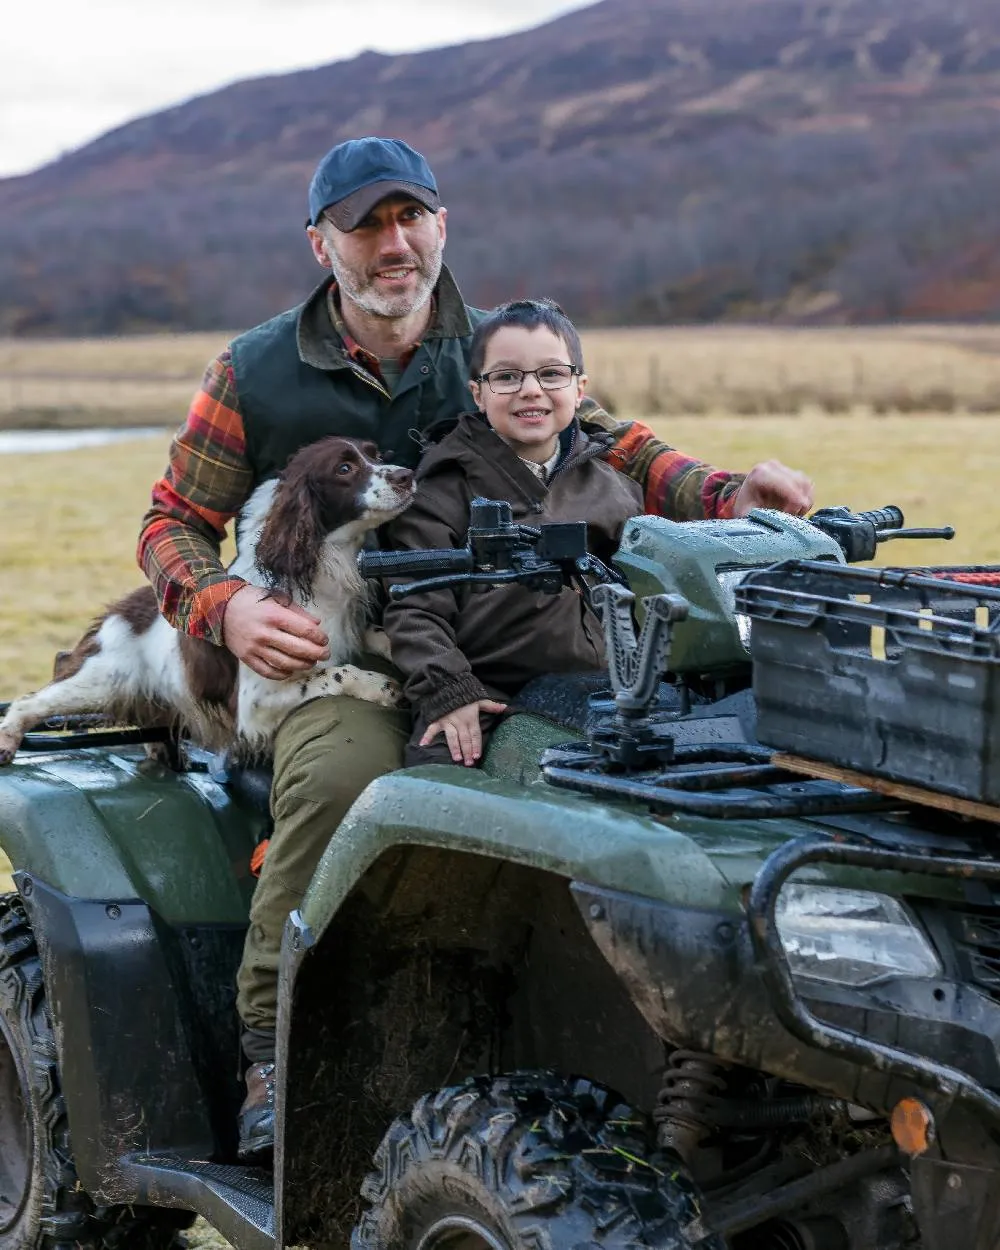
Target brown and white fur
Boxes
[0,437,416,764]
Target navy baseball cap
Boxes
[307,137,441,230]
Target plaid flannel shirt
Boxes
[138,292,744,644]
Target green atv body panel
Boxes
[297,711,968,943]
[0,717,966,939]
[615,509,843,674]
[0,748,264,923]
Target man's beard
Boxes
[328,242,443,320]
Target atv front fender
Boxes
[297,763,736,940]
[276,763,736,1245]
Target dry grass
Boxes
[0,435,176,691]
[0,333,229,428]
[1,324,1000,428]
[580,323,1000,416]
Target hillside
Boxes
[3,0,1000,334]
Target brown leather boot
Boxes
[237,1060,275,1162]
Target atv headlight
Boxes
[716,568,753,650]
[776,884,941,987]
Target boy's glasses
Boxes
[478,364,578,394]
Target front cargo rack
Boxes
[541,740,899,819]
[735,561,1000,806]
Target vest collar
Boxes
[295,265,472,372]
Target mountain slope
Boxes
[4,0,1000,333]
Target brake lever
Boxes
[878,527,955,543]
[388,569,526,601]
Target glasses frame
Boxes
[477,364,580,395]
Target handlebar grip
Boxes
[856,505,904,532]
[358,547,474,578]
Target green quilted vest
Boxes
[230,267,485,483]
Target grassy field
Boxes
[583,323,1000,416]
[1,410,996,697]
[1,323,1000,427]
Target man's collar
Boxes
[295,265,472,371]
[426,264,474,339]
[326,286,422,375]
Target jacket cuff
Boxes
[419,674,493,724]
[191,577,248,645]
[710,474,747,520]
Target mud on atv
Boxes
[2,497,1000,1250]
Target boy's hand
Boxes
[420,699,509,766]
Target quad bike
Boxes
[2,494,999,1250]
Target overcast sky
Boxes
[0,0,593,179]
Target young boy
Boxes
[382,298,645,767]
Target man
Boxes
[138,135,813,1162]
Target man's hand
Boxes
[222,585,330,680]
[731,459,814,518]
[420,699,509,766]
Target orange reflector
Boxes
[250,839,270,878]
[891,1098,934,1155]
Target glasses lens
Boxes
[537,365,574,389]
[487,370,523,394]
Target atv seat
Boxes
[515,672,692,735]
[214,676,725,820]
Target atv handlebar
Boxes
[806,504,954,563]
[356,546,474,578]
[855,504,904,531]
[359,499,956,600]
[358,496,626,602]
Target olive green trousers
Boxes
[235,688,410,1039]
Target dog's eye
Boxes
[337,462,353,476]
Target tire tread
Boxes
[353,1071,722,1249]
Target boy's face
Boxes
[470,325,587,464]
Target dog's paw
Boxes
[0,731,21,765]
[376,678,405,708]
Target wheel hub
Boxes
[417,1215,511,1250]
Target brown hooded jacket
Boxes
[382,413,644,724]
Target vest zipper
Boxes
[349,363,391,401]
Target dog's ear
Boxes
[253,477,326,600]
[357,440,380,462]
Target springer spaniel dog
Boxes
[0,437,415,764]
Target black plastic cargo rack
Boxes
[736,561,1000,806]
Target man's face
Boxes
[308,195,447,319]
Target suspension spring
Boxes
[654,1049,731,1164]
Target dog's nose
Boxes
[386,467,414,489]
